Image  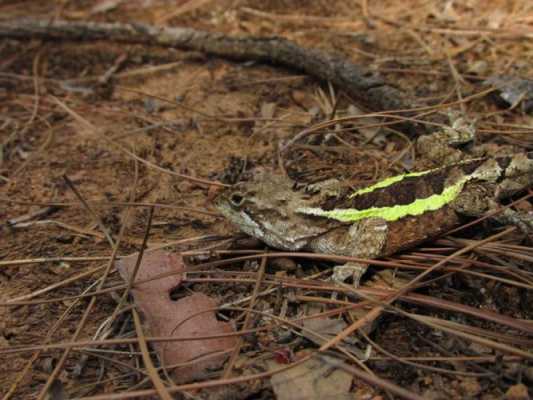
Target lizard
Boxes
[214,115,533,287]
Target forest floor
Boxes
[1,0,532,399]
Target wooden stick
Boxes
[0,18,418,121]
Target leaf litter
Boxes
[116,249,237,383]
[1,0,533,398]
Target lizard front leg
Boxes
[309,218,388,287]
[416,111,476,168]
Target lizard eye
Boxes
[229,192,245,208]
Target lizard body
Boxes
[215,145,533,285]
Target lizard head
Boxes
[214,170,333,251]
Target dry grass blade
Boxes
[131,309,174,400]
[318,227,517,352]
[410,315,533,360]
[317,355,425,400]
[108,207,154,327]
[1,197,221,217]
[63,174,115,247]
[51,96,226,188]
[2,1,533,398]
[156,0,216,23]
[361,332,493,377]
[222,255,267,378]
[2,280,100,399]
[34,211,131,400]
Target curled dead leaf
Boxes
[116,249,237,383]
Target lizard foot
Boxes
[494,208,533,235]
[332,262,368,288]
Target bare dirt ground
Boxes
[1,1,532,399]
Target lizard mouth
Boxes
[215,200,309,251]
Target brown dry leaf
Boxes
[485,76,533,112]
[116,249,237,383]
[504,384,530,400]
[301,318,347,346]
[291,89,318,111]
[302,317,368,360]
[459,377,482,397]
[266,355,353,400]
[368,269,411,290]
[346,104,382,142]
[345,270,412,340]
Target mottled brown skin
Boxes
[333,157,507,211]
[215,152,533,285]
[382,207,460,255]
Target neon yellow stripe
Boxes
[350,157,486,199]
[349,169,435,198]
[299,176,470,222]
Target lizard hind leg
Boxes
[453,183,533,235]
[332,262,368,288]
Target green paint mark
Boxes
[349,169,435,198]
[299,175,471,222]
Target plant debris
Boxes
[485,76,533,113]
[265,354,353,400]
[116,250,237,383]
[1,0,532,398]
